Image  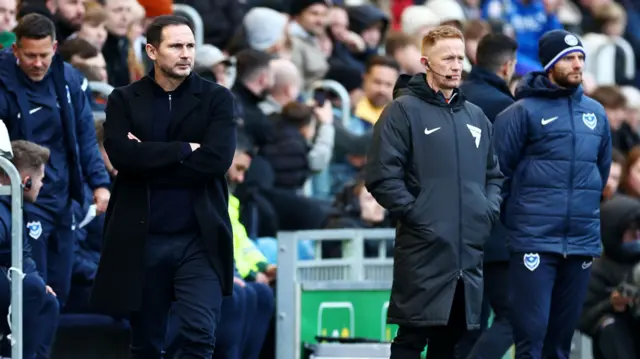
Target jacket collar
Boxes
[466,67,514,99]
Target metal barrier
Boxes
[173,4,204,48]
[276,229,395,359]
[88,82,114,98]
[275,228,594,359]
[0,150,24,359]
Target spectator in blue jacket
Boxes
[0,140,58,359]
[494,29,612,359]
[0,14,110,306]
[483,0,562,75]
[458,33,518,359]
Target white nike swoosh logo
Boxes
[582,261,592,269]
[541,116,558,125]
[29,107,42,114]
[424,127,441,135]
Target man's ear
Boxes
[145,43,157,61]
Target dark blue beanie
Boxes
[538,30,585,72]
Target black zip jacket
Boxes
[365,73,503,328]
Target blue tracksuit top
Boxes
[493,72,612,257]
[0,197,37,274]
[0,50,110,213]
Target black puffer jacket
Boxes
[365,74,503,328]
[260,120,311,190]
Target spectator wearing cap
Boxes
[399,5,439,41]
[173,0,246,49]
[288,0,330,90]
[494,29,612,359]
[195,44,234,87]
[482,0,563,75]
[243,7,291,58]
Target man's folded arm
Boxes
[146,88,237,186]
[103,88,193,173]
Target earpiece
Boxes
[24,178,32,191]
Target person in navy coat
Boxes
[0,14,110,306]
[0,140,58,359]
[494,29,612,359]
[458,32,518,359]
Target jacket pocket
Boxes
[462,181,492,244]
[403,183,435,227]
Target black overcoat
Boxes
[365,74,503,329]
[90,73,236,314]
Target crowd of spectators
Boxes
[0,0,640,357]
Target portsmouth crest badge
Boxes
[523,253,540,271]
[582,113,597,130]
[26,221,42,240]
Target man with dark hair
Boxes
[91,14,236,359]
[0,140,58,359]
[458,32,518,359]
[494,29,612,359]
[0,13,110,306]
[356,55,399,128]
[232,48,275,148]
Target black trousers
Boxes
[129,233,223,359]
[592,315,640,359]
[459,261,513,359]
[390,280,468,359]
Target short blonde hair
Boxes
[421,25,464,55]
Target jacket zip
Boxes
[169,93,172,112]
[564,98,576,258]
[450,107,463,279]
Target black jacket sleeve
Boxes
[103,88,188,172]
[364,101,416,219]
[484,118,503,220]
[146,87,236,186]
[579,262,617,337]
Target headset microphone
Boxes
[426,61,454,80]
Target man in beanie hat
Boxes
[494,29,612,359]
